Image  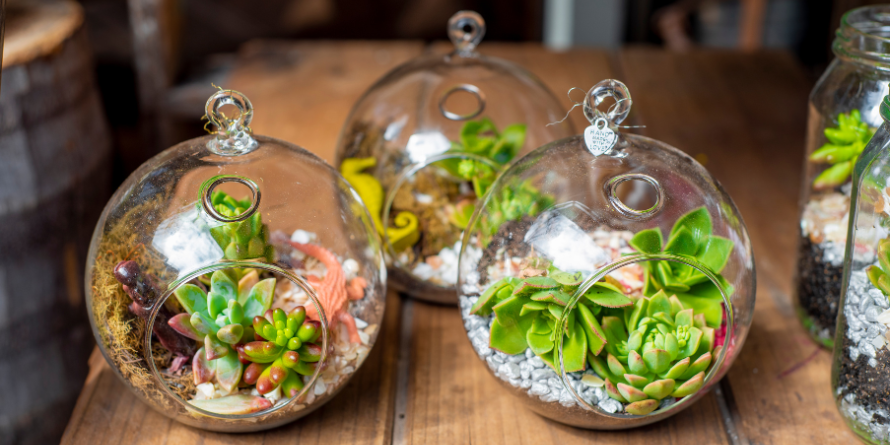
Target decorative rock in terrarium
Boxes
[457,79,755,428]
[832,93,890,444]
[85,89,386,432]
[335,11,575,303]
[794,5,890,349]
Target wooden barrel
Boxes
[0,0,111,443]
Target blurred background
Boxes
[0,0,882,443]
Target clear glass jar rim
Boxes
[834,5,890,67]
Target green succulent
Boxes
[206,190,274,261]
[168,269,275,392]
[241,307,322,398]
[867,238,890,297]
[628,207,733,328]
[810,110,874,190]
[471,262,718,415]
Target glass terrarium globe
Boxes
[334,11,575,304]
[84,90,386,432]
[457,80,755,429]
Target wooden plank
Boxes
[401,46,731,444]
[225,40,425,164]
[619,46,858,444]
[61,289,402,445]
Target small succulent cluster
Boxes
[168,269,276,393]
[206,190,274,261]
[629,207,733,327]
[867,238,890,297]
[240,307,322,398]
[809,110,874,190]
[471,260,718,415]
[440,118,530,230]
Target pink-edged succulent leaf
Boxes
[625,399,659,415]
[643,379,675,400]
[193,347,215,385]
[624,374,649,388]
[671,371,705,398]
[628,350,648,375]
[674,308,694,328]
[215,350,243,392]
[204,335,229,360]
[578,303,606,355]
[617,383,648,402]
[607,353,627,376]
[190,395,272,415]
[680,352,712,380]
[471,279,512,316]
[660,357,690,380]
[511,277,559,297]
[605,379,627,403]
[563,320,587,373]
[168,313,202,340]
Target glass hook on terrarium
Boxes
[582,79,633,157]
[204,88,259,155]
[448,10,485,57]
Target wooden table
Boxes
[61,41,858,445]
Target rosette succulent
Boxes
[810,110,874,190]
[471,262,719,415]
[240,307,323,398]
[168,269,275,392]
[629,207,733,327]
[206,190,274,261]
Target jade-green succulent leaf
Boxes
[660,357,691,380]
[671,372,705,397]
[585,285,633,308]
[175,284,208,315]
[630,228,664,254]
[242,278,275,320]
[643,379,675,400]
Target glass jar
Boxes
[795,5,890,348]
[334,11,575,304]
[832,93,890,444]
[85,89,386,432]
[457,79,755,428]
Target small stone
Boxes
[500,363,521,380]
[529,356,545,369]
[520,379,533,389]
[530,382,550,396]
[540,392,560,403]
[559,391,576,407]
[532,368,552,381]
[598,398,622,413]
[519,362,531,380]
[866,306,882,323]
[509,354,525,363]
[525,349,535,359]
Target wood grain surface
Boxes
[62,42,854,445]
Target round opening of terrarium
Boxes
[382,152,501,290]
[607,174,662,217]
[145,262,329,419]
[200,175,261,223]
[555,254,732,418]
[439,84,486,121]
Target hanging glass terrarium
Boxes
[794,5,890,348]
[335,11,575,303]
[457,79,755,428]
[85,89,386,432]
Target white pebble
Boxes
[314,380,327,395]
[291,229,316,244]
[354,317,369,329]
